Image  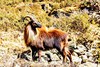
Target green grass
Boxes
[0,0,82,31]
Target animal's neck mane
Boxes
[25,24,38,43]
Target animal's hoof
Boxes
[69,63,76,67]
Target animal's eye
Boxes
[32,23,36,26]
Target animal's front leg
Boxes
[31,47,37,61]
[38,50,42,62]
[64,47,72,63]
[62,48,67,63]
[62,46,70,63]
[32,50,37,61]
[64,47,75,67]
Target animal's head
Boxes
[24,15,42,28]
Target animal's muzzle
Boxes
[37,22,42,28]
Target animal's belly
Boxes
[43,41,54,50]
[42,37,55,50]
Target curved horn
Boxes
[24,15,37,22]
[24,15,42,28]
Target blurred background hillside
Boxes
[0,0,100,67]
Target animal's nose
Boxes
[37,22,42,28]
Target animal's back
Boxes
[48,29,67,39]
[36,27,68,49]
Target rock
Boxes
[79,62,98,67]
[41,4,52,13]
[88,56,94,62]
[72,52,78,57]
[72,56,82,65]
[79,1,99,12]
[85,52,93,57]
[90,48,97,55]
[81,55,88,63]
[45,51,60,61]
[12,59,30,67]
[51,54,60,61]
[39,57,48,63]
[48,9,71,18]
[74,44,87,55]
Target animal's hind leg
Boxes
[55,42,67,63]
[66,51,75,67]
[62,47,67,63]
[55,46,67,63]
[67,53,72,63]
[63,47,75,67]
[64,47,72,63]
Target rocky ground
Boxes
[0,31,99,67]
[0,0,100,67]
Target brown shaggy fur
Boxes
[24,15,72,64]
[24,25,72,63]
